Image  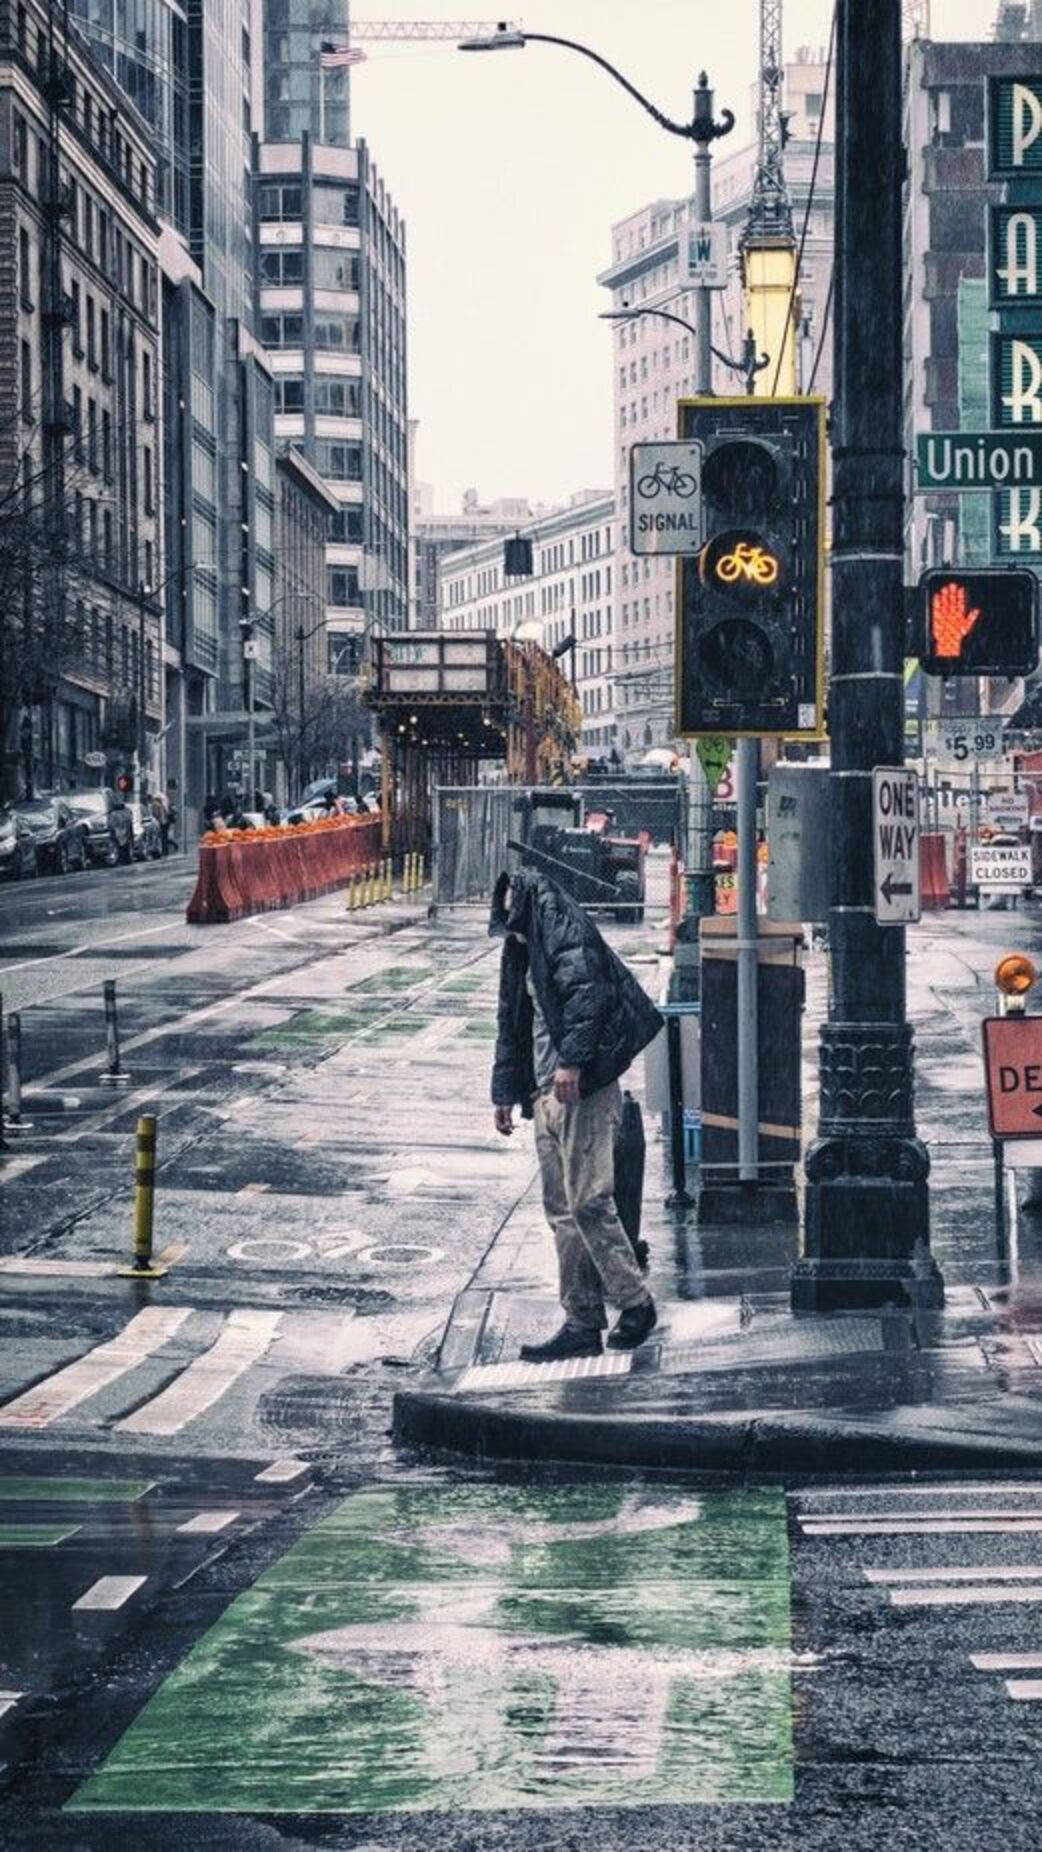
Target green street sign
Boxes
[696,734,733,794]
[915,429,1042,492]
[989,75,1042,179]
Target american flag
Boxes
[319,40,365,67]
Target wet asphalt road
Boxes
[4,870,1042,1844]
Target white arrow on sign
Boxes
[872,767,921,926]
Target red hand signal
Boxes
[930,580,982,659]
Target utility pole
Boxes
[792,0,942,1312]
[680,76,734,951]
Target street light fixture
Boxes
[599,308,769,396]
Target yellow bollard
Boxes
[383,856,392,902]
[418,854,426,890]
[366,863,375,907]
[118,1115,167,1278]
[408,852,417,894]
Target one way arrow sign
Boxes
[873,767,921,926]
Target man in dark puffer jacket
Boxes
[490,868,664,1360]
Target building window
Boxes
[273,377,304,414]
[327,565,360,606]
[86,296,96,369]
[143,445,153,514]
[72,384,83,460]
[315,440,362,480]
[103,508,112,568]
[260,312,303,347]
[258,183,302,222]
[100,307,110,379]
[18,226,32,307]
[70,278,82,355]
[259,247,304,285]
[13,111,27,178]
[313,180,360,226]
[20,339,32,422]
[313,314,360,351]
[142,349,152,418]
[83,195,93,259]
[312,247,359,291]
[102,407,111,481]
[314,376,360,416]
[329,503,363,543]
[87,398,97,472]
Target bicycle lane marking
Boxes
[68,1483,794,1814]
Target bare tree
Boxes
[267,636,371,797]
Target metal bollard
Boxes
[116,1114,167,1278]
[4,1011,30,1135]
[383,856,392,901]
[100,979,131,1086]
[407,852,417,893]
[346,869,357,912]
[418,854,426,890]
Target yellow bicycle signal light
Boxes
[995,953,1037,997]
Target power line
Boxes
[770,4,837,397]
[807,267,834,392]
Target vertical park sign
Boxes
[988,76,1042,561]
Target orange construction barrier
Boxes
[919,831,950,910]
[186,816,381,925]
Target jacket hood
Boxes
[489,869,540,937]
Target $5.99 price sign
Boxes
[924,720,1004,763]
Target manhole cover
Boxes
[357,1243,443,1269]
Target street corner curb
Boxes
[391,1389,1042,1477]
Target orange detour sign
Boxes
[983,1015,1042,1137]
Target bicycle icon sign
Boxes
[629,441,703,556]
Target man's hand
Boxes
[553,1066,582,1105]
[494,1105,515,1137]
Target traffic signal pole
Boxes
[792,0,942,1312]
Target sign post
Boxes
[872,767,921,926]
[628,443,702,556]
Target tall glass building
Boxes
[74,0,276,829]
[256,2,409,680]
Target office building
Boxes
[598,48,835,749]
[254,8,409,689]
[0,0,162,797]
[439,493,617,753]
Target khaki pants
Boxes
[533,1080,649,1331]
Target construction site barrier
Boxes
[920,831,950,910]
[187,816,382,925]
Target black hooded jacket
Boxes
[489,869,664,1117]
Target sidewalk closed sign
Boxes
[872,767,920,925]
[970,842,1031,888]
[984,1015,1042,1136]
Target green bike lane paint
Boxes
[69,1482,794,1815]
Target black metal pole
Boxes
[793,0,941,1313]
[665,1014,693,1209]
[297,623,305,797]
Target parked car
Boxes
[127,800,163,860]
[0,807,38,879]
[67,788,134,867]
[16,796,89,874]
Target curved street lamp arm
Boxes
[602,307,767,387]
[517,34,733,142]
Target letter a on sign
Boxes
[983,1015,1042,1137]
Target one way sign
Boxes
[872,767,920,926]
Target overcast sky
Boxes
[349,1,999,513]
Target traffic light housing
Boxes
[918,568,1038,677]
[675,396,825,738]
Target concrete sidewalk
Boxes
[394,905,1042,1475]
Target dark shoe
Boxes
[519,1324,603,1363]
[607,1299,657,1350]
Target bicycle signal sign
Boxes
[629,442,703,555]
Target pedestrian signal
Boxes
[676,398,825,738]
[918,568,1038,676]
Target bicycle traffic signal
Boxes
[918,568,1038,677]
[675,397,826,738]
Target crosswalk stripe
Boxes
[73,1575,146,1611]
[255,1458,308,1484]
[0,1308,193,1429]
[176,1511,240,1536]
[971,1653,1042,1670]
[801,1507,1042,1529]
[802,1517,1042,1536]
[0,1691,23,1719]
[798,1482,1042,1506]
[867,1565,1042,1585]
[116,1310,282,1437]
[1006,1680,1042,1701]
[890,1584,1042,1607]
